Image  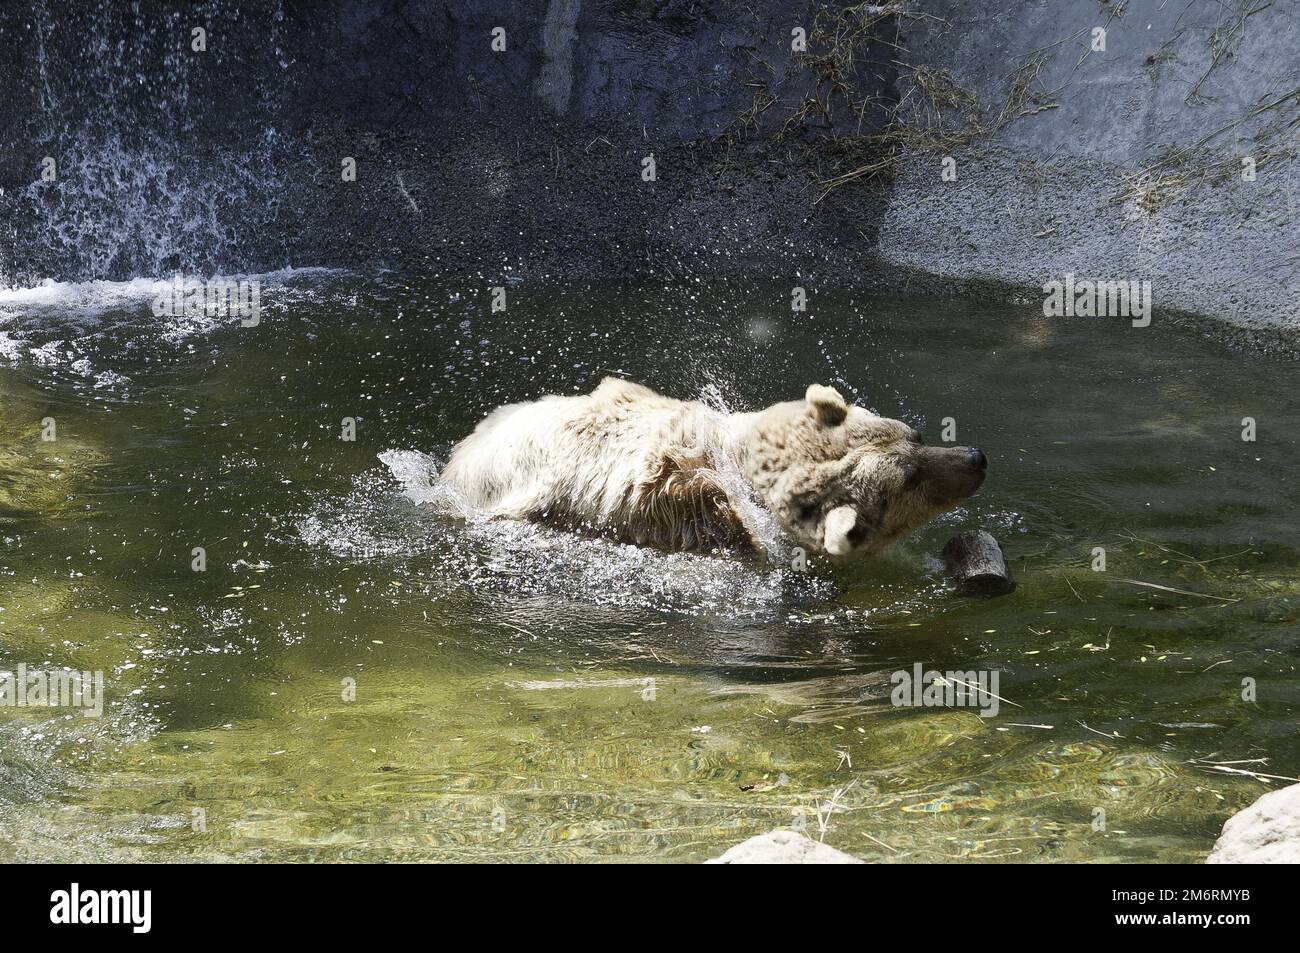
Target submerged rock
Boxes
[1206,783,1300,864]
[706,830,864,865]
[0,422,104,521]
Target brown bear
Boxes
[437,378,987,557]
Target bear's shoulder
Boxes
[592,376,662,403]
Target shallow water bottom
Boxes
[0,272,1297,862]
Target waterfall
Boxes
[5,0,291,286]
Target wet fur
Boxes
[438,377,984,557]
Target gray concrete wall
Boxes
[878,0,1300,332]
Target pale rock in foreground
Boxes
[706,830,864,864]
[1206,783,1300,864]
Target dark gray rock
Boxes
[943,530,1016,597]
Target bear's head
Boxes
[739,384,987,557]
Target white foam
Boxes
[0,332,25,361]
[0,267,344,318]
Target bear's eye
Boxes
[798,504,818,523]
[898,462,921,489]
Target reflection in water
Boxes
[0,271,1297,862]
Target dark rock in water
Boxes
[942,531,1016,598]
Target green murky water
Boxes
[1,272,1297,862]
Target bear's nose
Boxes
[969,448,987,472]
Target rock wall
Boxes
[2,0,1297,337]
[1,0,893,286]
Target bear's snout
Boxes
[914,445,987,506]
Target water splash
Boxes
[292,450,836,619]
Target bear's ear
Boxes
[805,384,848,426]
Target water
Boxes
[1,271,1297,862]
